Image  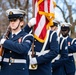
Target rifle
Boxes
[0,26,10,56]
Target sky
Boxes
[54,0,76,35]
[54,7,63,35]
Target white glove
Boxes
[0,56,2,62]
[29,55,37,65]
[28,18,36,27]
[0,38,6,44]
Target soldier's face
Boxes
[9,19,21,30]
[51,26,58,31]
[61,30,69,37]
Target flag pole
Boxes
[31,0,35,57]
[29,0,38,70]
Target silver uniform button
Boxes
[35,40,36,41]
[23,68,25,70]
[9,63,11,65]
[75,42,76,44]
[34,45,35,47]
[10,51,12,53]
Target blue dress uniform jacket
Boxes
[64,36,75,75]
[23,25,59,75]
[68,38,76,53]
[1,30,33,75]
[52,37,68,75]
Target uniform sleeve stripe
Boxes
[50,31,56,42]
[71,38,76,45]
[60,38,65,50]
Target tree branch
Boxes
[56,5,68,22]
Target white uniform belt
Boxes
[28,50,50,56]
[3,58,26,64]
[68,53,73,56]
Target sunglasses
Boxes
[61,27,69,31]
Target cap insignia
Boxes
[9,11,13,15]
[62,24,65,27]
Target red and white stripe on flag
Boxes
[34,0,55,43]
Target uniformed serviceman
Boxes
[0,9,34,75]
[60,23,75,75]
[23,18,59,75]
[52,22,68,75]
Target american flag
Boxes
[33,0,56,43]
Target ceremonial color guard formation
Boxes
[0,0,76,75]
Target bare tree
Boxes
[0,0,32,36]
[55,0,76,37]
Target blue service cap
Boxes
[6,9,26,20]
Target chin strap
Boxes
[13,21,20,30]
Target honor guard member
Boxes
[52,22,68,75]
[23,18,59,75]
[0,9,34,75]
[60,23,75,75]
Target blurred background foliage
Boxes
[0,0,76,38]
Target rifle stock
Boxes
[0,26,10,57]
[0,45,3,56]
